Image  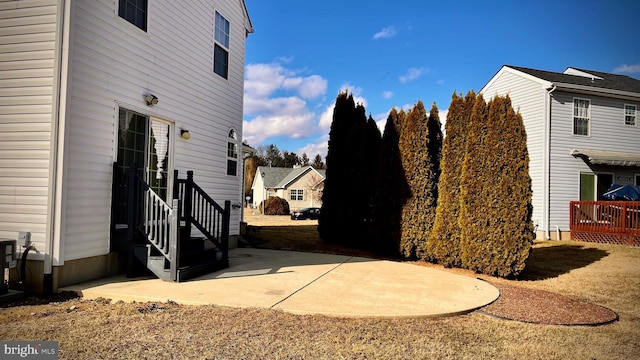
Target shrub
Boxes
[260,196,290,215]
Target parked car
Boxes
[291,207,321,220]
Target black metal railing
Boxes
[175,170,230,266]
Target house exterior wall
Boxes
[548,90,640,231]
[0,0,58,255]
[285,171,323,211]
[60,0,248,262]
[480,69,549,233]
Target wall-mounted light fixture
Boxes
[145,94,159,106]
[180,129,191,140]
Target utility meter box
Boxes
[1,239,17,295]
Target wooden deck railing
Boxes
[569,201,640,246]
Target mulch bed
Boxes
[479,282,619,326]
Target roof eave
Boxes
[552,82,640,102]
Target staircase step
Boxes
[176,258,229,282]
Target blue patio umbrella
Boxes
[603,184,640,201]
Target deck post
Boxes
[184,171,194,239]
[222,200,231,267]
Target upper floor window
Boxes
[226,128,238,176]
[214,12,230,79]
[573,98,590,136]
[625,104,637,126]
[118,0,147,31]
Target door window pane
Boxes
[580,173,595,201]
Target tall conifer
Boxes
[459,95,533,277]
[398,101,438,259]
[427,91,475,266]
[373,109,409,255]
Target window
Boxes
[118,0,147,31]
[636,175,640,186]
[573,98,590,136]
[290,189,304,201]
[214,12,230,79]
[625,104,637,126]
[226,128,237,176]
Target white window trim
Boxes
[572,97,591,137]
[213,10,230,79]
[624,104,637,126]
[226,127,238,177]
[289,189,304,201]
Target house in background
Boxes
[481,65,640,240]
[0,0,253,293]
[251,166,326,211]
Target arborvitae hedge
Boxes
[398,101,439,259]
[373,109,409,255]
[459,95,534,277]
[426,91,475,266]
[319,91,381,248]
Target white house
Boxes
[481,65,640,240]
[0,0,253,292]
[251,166,326,211]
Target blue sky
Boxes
[242,0,640,160]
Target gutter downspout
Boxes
[44,0,69,295]
[544,85,556,240]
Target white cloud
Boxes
[245,63,327,100]
[318,103,335,131]
[243,61,328,145]
[614,63,640,74]
[399,67,428,84]
[382,91,394,99]
[297,139,329,161]
[373,26,397,40]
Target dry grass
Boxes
[1,213,638,359]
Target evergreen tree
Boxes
[311,154,325,169]
[427,91,475,266]
[398,101,439,259]
[427,102,443,188]
[319,91,360,244]
[301,153,310,166]
[265,144,284,167]
[282,151,300,168]
[373,109,410,255]
[459,95,533,277]
[319,92,381,247]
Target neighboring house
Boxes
[251,166,326,211]
[481,65,640,240]
[0,0,253,292]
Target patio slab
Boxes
[61,248,499,318]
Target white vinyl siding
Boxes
[548,91,640,230]
[60,0,248,261]
[480,69,547,233]
[0,0,58,253]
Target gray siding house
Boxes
[481,65,640,240]
[0,0,253,292]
